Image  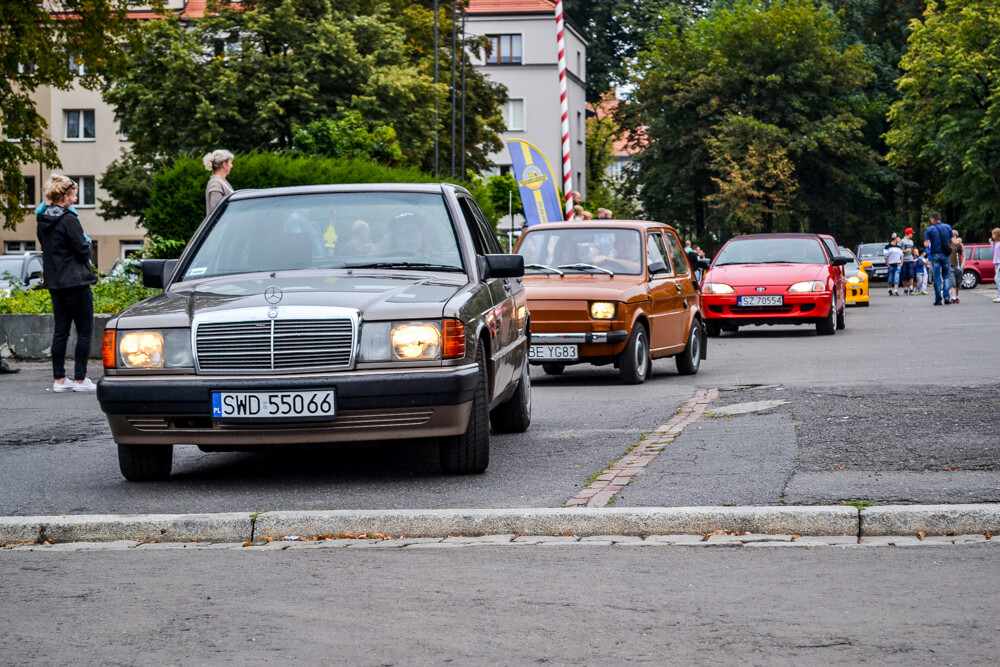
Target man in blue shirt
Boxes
[924,212,953,305]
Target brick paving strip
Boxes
[565,387,720,508]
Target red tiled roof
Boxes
[466,0,556,15]
[593,91,647,156]
[181,0,209,18]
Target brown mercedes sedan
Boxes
[98,184,530,480]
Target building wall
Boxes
[466,13,587,201]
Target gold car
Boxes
[840,246,870,306]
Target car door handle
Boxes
[503,282,512,291]
[675,283,683,292]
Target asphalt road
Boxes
[3,544,999,665]
[1,284,998,514]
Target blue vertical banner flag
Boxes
[506,139,564,226]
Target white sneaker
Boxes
[71,378,98,392]
[53,379,75,393]
[993,297,1000,303]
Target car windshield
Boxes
[714,237,828,266]
[516,227,643,275]
[178,192,464,281]
[856,243,885,260]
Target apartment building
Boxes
[3,0,205,271]
[465,0,588,200]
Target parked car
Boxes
[0,251,44,296]
[514,220,706,384]
[855,243,888,282]
[701,233,849,336]
[961,243,996,288]
[97,183,530,480]
[840,246,871,306]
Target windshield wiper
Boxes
[343,261,464,272]
[524,263,564,275]
[556,262,614,275]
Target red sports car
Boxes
[701,233,849,336]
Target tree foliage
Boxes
[627,0,891,245]
[0,0,146,229]
[886,0,1000,237]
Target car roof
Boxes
[729,233,823,240]
[226,182,465,202]
[520,220,679,233]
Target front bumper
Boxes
[703,293,831,325]
[846,283,869,303]
[97,365,478,445]
[528,330,630,364]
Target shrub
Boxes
[0,278,160,315]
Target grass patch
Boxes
[840,500,876,509]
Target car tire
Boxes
[721,324,739,334]
[962,270,979,289]
[705,321,721,338]
[440,343,490,474]
[490,359,531,433]
[816,297,836,335]
[118,444,173,481]
[619,323,650,385]
[541,363,565,376]
[859,300,870,307]
[836,301,846,330]
[675,320,702,376]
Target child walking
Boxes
[915,249,929,295]
[991,228,1000,303]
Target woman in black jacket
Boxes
[37,174,98,392]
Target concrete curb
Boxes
[1,505,997,545]
[860,504,1000,536]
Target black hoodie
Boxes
[36,205,97,290]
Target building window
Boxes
[65,110,96,141]
[503,99,525,131]
[18,62,36,76]
[22,176,36,207]
[68,176,96,207]
[69,55,88,76]
[486,34,522,65]
[577,111,583,143]
[5,241,37,253]
[120,240,145,259]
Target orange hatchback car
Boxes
[514,221,706,384]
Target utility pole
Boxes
[460,8,467,180]
[450,1,458,179]
[433,0,439,177]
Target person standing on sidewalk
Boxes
[899,227,916,294]
[924,212,953,305]
[949,230,964,303]
[914,248,929,295]
[204,149,234,215]
[883,234,903,295]
[990,228,1000,303]
[36,174,98,392]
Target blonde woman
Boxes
[203,149,234,214]
[36,174,98,392]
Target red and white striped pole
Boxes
[555,0,573,220]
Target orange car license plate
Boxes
[529,345,578,361]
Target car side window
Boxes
[646,232,672,276]
[822,238,837,261]
[27,256,42,276]
[459,196,502,255]
[976,247,991,261]
[663,231,690,275]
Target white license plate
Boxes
[738,295,783,307]
[529,344,579,360]
[211,389,336,420]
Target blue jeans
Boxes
[886,264,901,286]
[930,253,951,303]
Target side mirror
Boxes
[832,256,850,267]
[479,253,524,280]
[141,259,178,289]
[860,260,872,269]
[27,270,42,281]
[648,261,668,275]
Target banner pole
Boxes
[555,0,573,220]
[508,190,514,252]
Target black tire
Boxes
[816,297,836,335]
[541,363,565,376]
[118,444,173,481]
[721,324,740,334]
[705,321,721,337]
[836,301,846,330]
[619,323,650,385]
[675,320,702,376]
[859,300,870,307]
[490,359,531,433]
[962,270,979,289]
[440,343,490,474]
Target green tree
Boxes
[627,0,890,243]
[886,0,1000,239]
[0,0,147,229]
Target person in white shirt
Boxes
[883,234,904,295]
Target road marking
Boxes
[565,387,720,508]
